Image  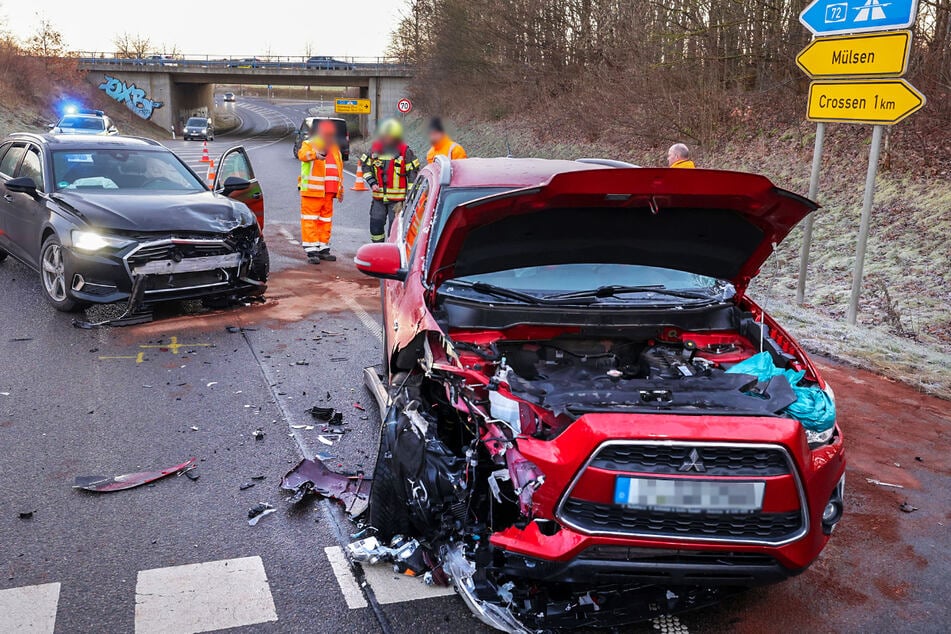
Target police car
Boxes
[50,109,118,136]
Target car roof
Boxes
[8,133,164,149]
[444,157,606,189]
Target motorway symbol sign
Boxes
[800,0,919,36]
[797,31,912,78]
[807,79,925,124]
[396,98,412,114]
[334,98,371,114]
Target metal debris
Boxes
[866,478,904,489]
[73,458,196,492]
[280,457,371,517]
[247,502,276,526]
[347,535,428,575]
[240,483,255,491]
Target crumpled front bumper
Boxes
[489,412,845,584]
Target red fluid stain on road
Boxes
[703,358,950,632]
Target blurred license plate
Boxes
[614,477,765,512]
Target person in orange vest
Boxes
[360,118,420,242]
[298,119,344,263]
[425,117,467,163]
[667,143,696,168]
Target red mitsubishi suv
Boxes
[354,157,846,631]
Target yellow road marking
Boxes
[98,352,145,364]
[139,336,212,355]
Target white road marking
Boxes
[324,546,368,609]
[0,582,61,633]
[341,295,383,343]
[359,561,455,605]
[324,546,455,608]
[134,556,278,634]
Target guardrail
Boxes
[74,53,413,72]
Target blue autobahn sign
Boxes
[800,0,919,36]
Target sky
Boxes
[3,0,404,58]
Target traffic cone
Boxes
[200,141,210,163]
[206,158,216,185]
[351,160,369,191]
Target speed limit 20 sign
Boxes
[396,98,413,114]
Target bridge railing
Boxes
[73,53,413,72]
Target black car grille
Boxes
[561,499,803,541]
[127,242,234,268]
[578,545,778,567]
[590,444,790,476]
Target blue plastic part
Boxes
[726,352,835,432]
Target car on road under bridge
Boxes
[0,134,268,314]
[353,157,846,631]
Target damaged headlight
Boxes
[71,230,132,252]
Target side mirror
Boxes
[354,242,406,281]
[5,177,39,198]
[219,176,251,196]
[108,126,118,134]
[47,123,56,129]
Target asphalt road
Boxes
[0,97,947,634]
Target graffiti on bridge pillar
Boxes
[98,75,164,120]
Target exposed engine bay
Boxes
[359,317,829,632]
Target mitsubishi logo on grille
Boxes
[679,448,706,473]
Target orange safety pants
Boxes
[300,195,335,255]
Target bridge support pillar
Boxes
[367,77,411,138]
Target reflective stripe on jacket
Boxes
[298,138,326,197]
[426,136,467,163]
[323,144,344,198]
[360,140,420,202]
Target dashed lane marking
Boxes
[341,295,383,343]
[0,582,61,633]
[134,556,278,634]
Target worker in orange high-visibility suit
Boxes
[425,117,467,164]
[298,120,344,263]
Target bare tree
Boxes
[113,32,152,59]
[26,17,66,59]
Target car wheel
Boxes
[367,426,411,540]
[0,248,8,262]
[39,235,80,312]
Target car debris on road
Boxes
[247,502,276,526]
[73,458,196,492]
[280,457,371,517]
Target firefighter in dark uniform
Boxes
[360,118,420,242]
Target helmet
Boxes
[377,118,403,140]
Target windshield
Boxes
[52,149,206,192]
[58,116,105,131]
[186,118,207,127]
[447,264,733,304]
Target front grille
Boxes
[591,444,790,476]
[578,545,778,567]
[561,499,803,541]
[128,242,233,268]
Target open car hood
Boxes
[428,168,817,295]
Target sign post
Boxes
[794,0,923,321]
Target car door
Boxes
[0,142,31,261]
[383,174,431,359]
[7,144,48,263]
[213,146,264,229]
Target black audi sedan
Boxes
[0,134,268,313]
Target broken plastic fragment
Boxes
[247,502,275,526]
[73,458,196,492]
[308,406,335,420]
[240,482,255,491]
[899,501,919,513]
[252,429,265,440]
[347,535,428,575]
[280,457,371,517]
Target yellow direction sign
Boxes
[797,31,912,78]
[335,98,371,114]
[807,79,925,125]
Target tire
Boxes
[0,248,8,262]
[368,425,411,540]
[39,235,81,312]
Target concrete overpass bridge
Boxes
[77,55,414,135]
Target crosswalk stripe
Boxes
[134,556,278,633]
[0,582,61,633]
[324,546,368,609]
